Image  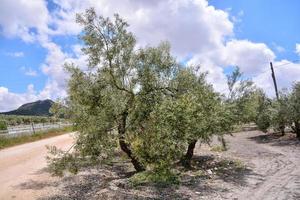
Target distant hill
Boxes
[1,99,54,116]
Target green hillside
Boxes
[1,100,54,116]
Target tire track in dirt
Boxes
[225,131,300,200]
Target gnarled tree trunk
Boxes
[118,110,145,172]
[181,139,197,168]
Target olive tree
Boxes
[50,99,72,119]
[255,90,272,132]
[47,8,234,175]
[0,120,7,131]
[289,82,300,138]
[226,67,260,124]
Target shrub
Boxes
[0,121,7,131]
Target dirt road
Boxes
[0,131,299,200]
[223,131,300,200]
[0,133,74,200]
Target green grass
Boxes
[210,145,227,152]
[0,126,73,150]
[130,169,179,187]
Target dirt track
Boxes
[0,131,299,200]
[224,131,300,200]
[0,133,74,200]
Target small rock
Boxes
[207,169,213,175]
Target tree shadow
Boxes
[248,132,300,147]
[188,155,256,187]
[15,155,256,200]
[14,179,60,190]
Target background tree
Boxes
[270,91,290,135]
[0,120,7,131]
[226,67,259,125]
[50,98,72,119]
[288,82,300,138]
[255,90,272,132]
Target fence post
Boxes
[31,122,36,134]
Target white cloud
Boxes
[0,0,49,42]
[39,0,234,95]
[20,66,38,77]
[231,10,244,24]
[5,51,24,57]
[0,85,39,112]
[222,40,275,76]
[253,60,300,96]
[0,0,299,110]
[25,69,38,77]
[39,40,88,100]
[48,0,233,58]
[272,43,285,53]
[296,43,300,56]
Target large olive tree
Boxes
[48,8,233,175]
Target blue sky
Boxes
[211,0,300,60]
[0,0,299,111]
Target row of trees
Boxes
[223,66,300,138]
[0,115,61,127]
[255,83,300,138]
[48,9,299,179]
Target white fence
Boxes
[0,123,71,138]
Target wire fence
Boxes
[0,122,72,138]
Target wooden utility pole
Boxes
[270,62,279,100]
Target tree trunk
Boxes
[181,140,197,168]
[294,121,300,140]
[279,125,285,136]
[118,111,145,172]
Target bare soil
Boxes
[0,131,299,200]
[0,133,75,200]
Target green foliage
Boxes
[47,8,235,178]
[254,82,300,137]
[254,91,272,132]
[288,83,300,137]
[47,145,79,176]
[270,94,289,133]
[0,120,7,131]
[210,145,227,152]
[130,169,179,187]
[50,98,72,119]
[226,67,260,125]
[256,112,271,132]
[289,83,300,122]
[0,115,61,126]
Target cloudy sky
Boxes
[0,0,299,112]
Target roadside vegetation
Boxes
[0,120,7,131]
[47,8,300,186]
[0,115,63,126]
[0,126,73,150]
